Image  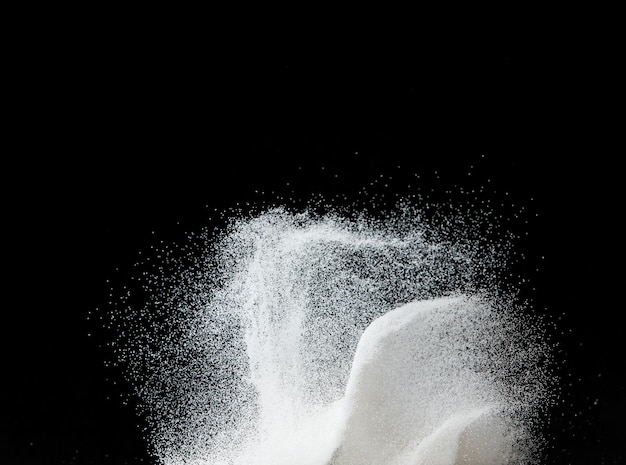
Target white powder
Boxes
[113,208,554,464]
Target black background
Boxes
[5,11,622,465]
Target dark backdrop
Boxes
[5,14,621,465]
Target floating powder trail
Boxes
[112,207,554,465]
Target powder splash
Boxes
[112,206,554,464]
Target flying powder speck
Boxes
[110,204,555,465]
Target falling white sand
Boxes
[114,209,553,465]
[330,297,520,465]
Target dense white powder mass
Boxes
[113,208,554,465]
